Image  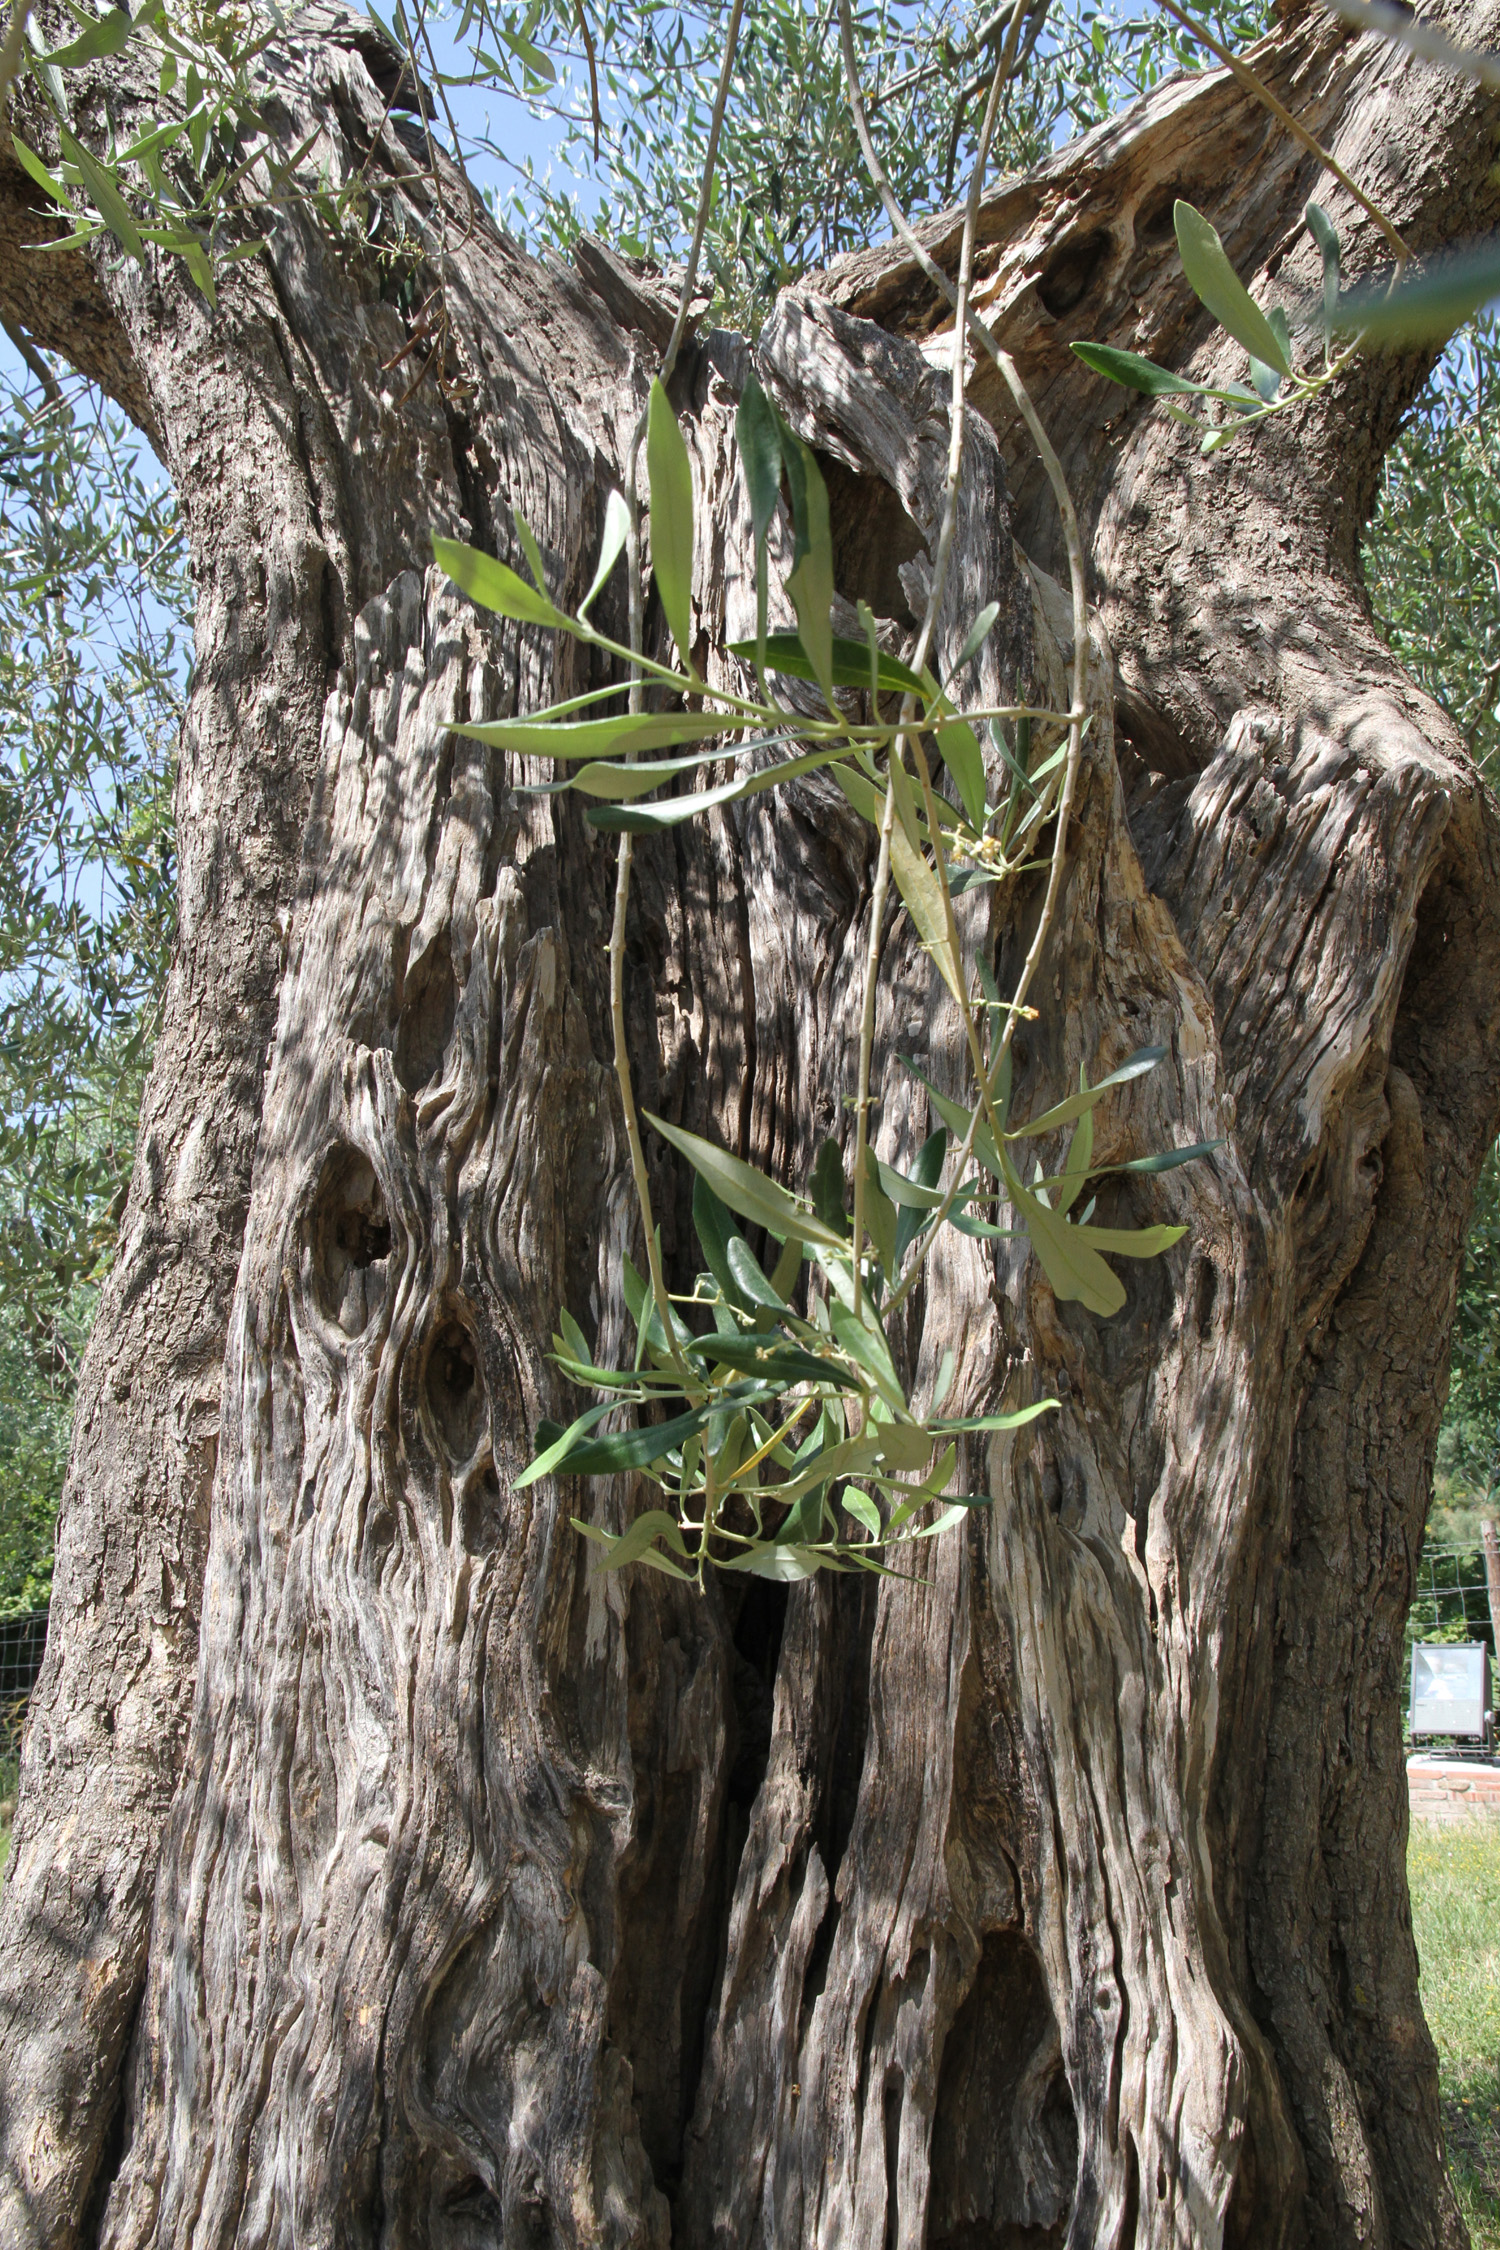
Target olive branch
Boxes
[433,360,1216,1584]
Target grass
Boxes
[1410,1820,1500,2247]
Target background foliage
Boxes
[0,367,185,1615]
[465,0,1269,330]
[1368,317,1500,796]
[1364,321,1500,1540]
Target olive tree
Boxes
[1,0,1499,2242]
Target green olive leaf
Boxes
[512,508,550,598]
[647,377,697,672]
[927,1399,1060,1434]
[580,487,631,614]
[1174,201,1292,378]
[516,1399,622,1487]
[10,133,72,208]
[859,1145,900,1279]
[455,711,750,757]
[58,127,144,263]
[936,717,987,831]
[727,630,924,694]
[1070,341,1219,397]
[585,746,844,830]
[1006,1047,1167,1138]
[894,1126,948,1265]
[576,1509,692,1573]
[37,4,139,69]
[693,1177,752,1311]
[719,1542,826,1579]
[778,431,835,705]
[726,1235,793,1311]
[647,1113,848,1250]
[736,370,783,549]
[432,532,567,629]
[1336,242,1500,349]
[1304,200,1341,337]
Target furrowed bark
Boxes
[0,11,639,2237]
[2,3,1499,2246]
[0,100,358,2250]
[814,3,1500,2238]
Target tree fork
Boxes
[1,4,1498,2245]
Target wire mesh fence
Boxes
[1404,1540,1499,1756]
[0,1608,48,1771]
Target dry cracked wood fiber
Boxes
[0,2,1498,2246]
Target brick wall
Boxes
[1407,1757,1500,1822]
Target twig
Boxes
[840,0,1091,1321]
[1,316,60,410]
[849,10,1020,1326]
[612,0,746,1381]
[982,354,1088,1097]
[416,16,488,247]
[0,0,30,121]
[574,0,602,159]
[870,0,1028,111]
[850,760,900,1326]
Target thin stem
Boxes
[0,0,31,118]
[1,315,59,409]
[570,620,765,713]
[856,30,1022,1314]
[646,0,747,414]
[847,16,1016,1326]
[417,16,488,247]
[850,778,900,1324]
[1152,0,1410,262]
[885,1106,990,1318]
[607,840,690,1383]
[610,0,746,1380]
[573,0,603,157]
[888,352,1091,1314]
[697,1443,717,1586]
[398,0,456,273]
[843,0,1087,1322]
[986,347,1088,1091]
[928,700,1084,727]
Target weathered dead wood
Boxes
[2,4,1499,2247]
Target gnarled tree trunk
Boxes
[2,3,1499,2243]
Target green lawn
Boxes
[1410,1820,1500,2247]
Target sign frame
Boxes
[1409,1641,1493,1744]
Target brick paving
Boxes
[1408,1757,1500,1822]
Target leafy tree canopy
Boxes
[0,364,184,1614]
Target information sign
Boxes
[1410,1643,1492,1740]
